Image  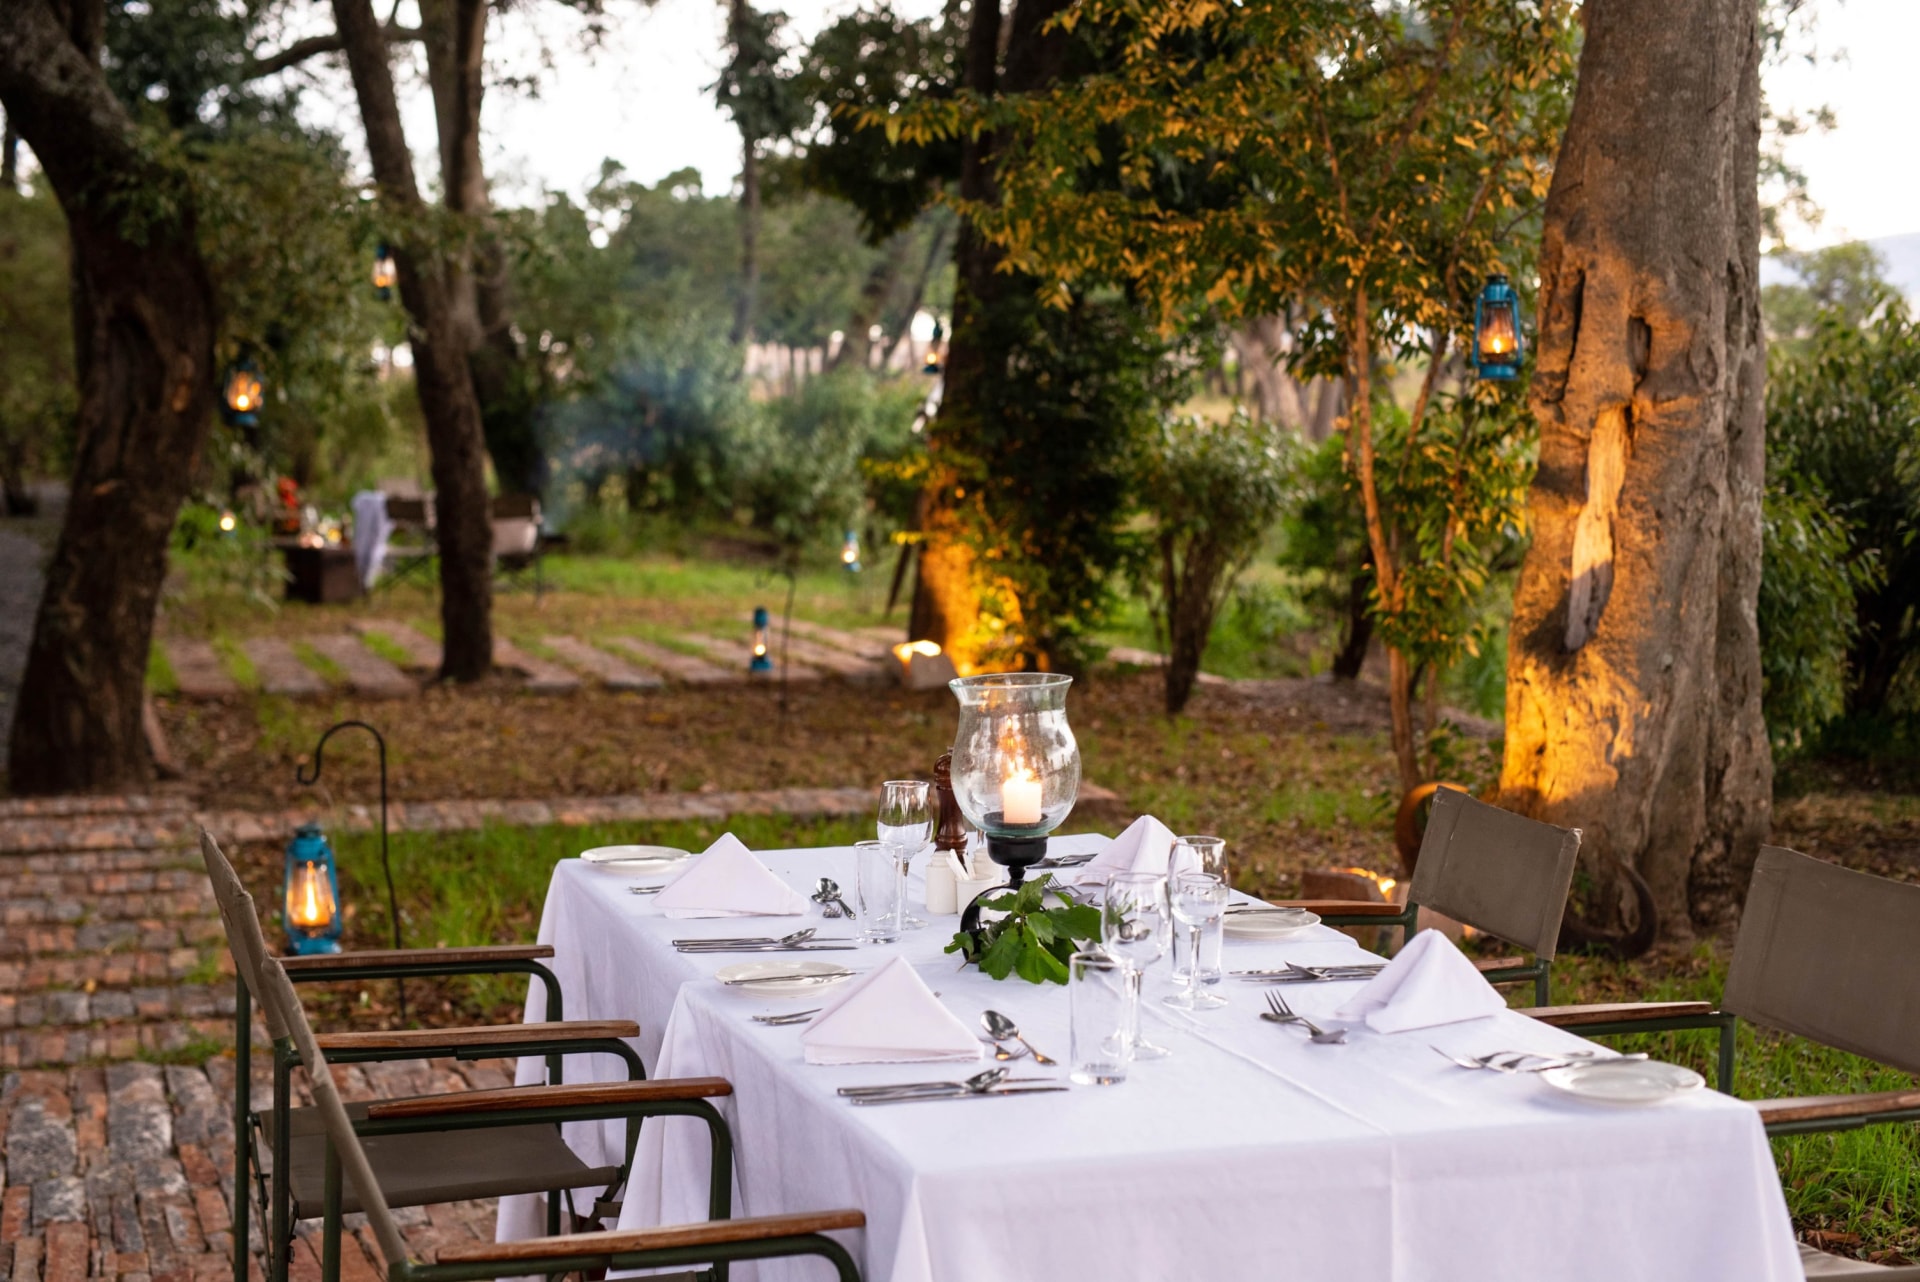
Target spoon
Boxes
[812,877,854,919]
[981,1010,1058,1066]
[840,1068,1009,1098]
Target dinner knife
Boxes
[848,1085,1070,1106]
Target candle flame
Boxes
[288,863,336,929]
[892,640,942,662]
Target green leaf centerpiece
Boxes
[945,875,1103,984]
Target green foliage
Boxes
[942,291,1191,671]
[1276,434,1369,654]
[1134,411,1295,711]
[0,188,75,506]
[1763,293,1920,738]
[1763,242,1896,350]
[714,3,810,149]
[944,875,1103,984]
[169,502,284,611]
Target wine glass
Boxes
[877,780,933,934]
[1164,872,1229,1010]
[1102,871,1172,1059]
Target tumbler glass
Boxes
[1102,872,1172,1059]
[855,839,902,943]
[1069,950,1132,1086]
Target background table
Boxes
[507,839,1801,1282]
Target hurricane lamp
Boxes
[372,243,397,301]
[1472,275,1523,381]
[947,673,1080,886]
[222,360,264,428]
[750,606,773,673]
[283,823,343,955]
[841,530,861,573]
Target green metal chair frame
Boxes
[200,832,689,1282]
[254,952,864,1282]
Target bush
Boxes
[1134,412,1295,712]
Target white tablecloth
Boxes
[506,838,1801,1282]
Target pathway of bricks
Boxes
[0,781,887,1282]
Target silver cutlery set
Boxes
[1233,961,1386,982]
[1431,1047,1649,1074]
[836,1067,1067,1105]
[675,928,857,954]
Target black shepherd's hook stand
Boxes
[296,720,406,1023]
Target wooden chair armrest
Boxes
[436,1210,866,1264]
[1518,1001,1714,1028]
[1755,1089,1920,1126]
[365,1076,734,1120]
[1269,899,1407,918]
[315,1019,638,1051]
[1473,957,1532,973]
[280,944,554,973]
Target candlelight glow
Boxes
[286,862,337,929]
[893,640,943,662]
[1339,866,1398,899]
[225,368,262,414]
[1478,305,1518,359]
[1000,765,1042,826]
[218,510,237,533]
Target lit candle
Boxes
[1001,767,1042,826]
[287,863,337,929]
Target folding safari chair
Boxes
[200,832,702,1282]
[490,494,545,598]
[379,495,437,590]
[254,951,866,1282]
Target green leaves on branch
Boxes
[945,876,1103,985]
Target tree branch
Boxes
[247,23,423,80]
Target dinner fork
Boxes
[1429,1046,1648,1073]
[1261,990,1347,1043]
[751,1009,820,1025]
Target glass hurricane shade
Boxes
[947,673,1081,838]
[1472,275,1524,380]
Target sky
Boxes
[277,0,1911,250]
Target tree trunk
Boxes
[832,228,911,372]
[730,135,761,346]
[0,0,218,793]
[332,0,493,681]
[2,112,18,191]
[1499,0,1770,942]
[1331,560,1373,680]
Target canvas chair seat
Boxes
[279,1101,620,1219]
[1799,1242,1920,1279]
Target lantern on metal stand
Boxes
[921,320,944,375]
[750,606,774,674]
[222,358,264,428]
[372,242,398,301]
[1471,275,1524,381]
[294,720,406,1015]
[283,825,343,955]
[841,530,861,573]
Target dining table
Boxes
[499,834,1802,1282]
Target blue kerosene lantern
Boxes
[750,606,774,674]
[284,823,344,954]
[1472,275,1524,381]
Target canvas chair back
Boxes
[199,829,291,1041]
[385,495,435,529]
[253,927,413,1273]
[1725,845,1920,1077]
[1405,787,1582,959]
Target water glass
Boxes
[1102,872,1172,1059]
[1164,872,1229,1010]
[1176,835,1228,884]
[1069,950,1132,1086]
[854,839,902,942]
[878,780,934,931]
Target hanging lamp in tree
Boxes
[1472,275,1524,381]
[222,358,264,427]
[371,242,397,301]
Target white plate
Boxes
[580,845,691,872]
[1540,1059,1704,1105]
[715,960,854,997]
[1223,908,1321,939]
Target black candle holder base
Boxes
[986,833,1048,887]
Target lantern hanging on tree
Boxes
[372,242,398,301]
[222,359,264,428]
[841,530,861,573]
[750,606,773,674]
[1472,275,1524,381]
[283,823,344,955]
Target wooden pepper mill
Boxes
[933,750,970,854]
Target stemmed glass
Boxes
[1102,871,1172,1059]
[1164,872,1229,1010]
[877,780,933,934]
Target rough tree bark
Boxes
[1499,0,1770,942]
[0,0,218,793]
[332,0,494,680]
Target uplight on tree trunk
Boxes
[1499,0,1771,943]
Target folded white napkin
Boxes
[1062,814,1194,886]
[652,833,809,919]
[1331,929,1506,1033]
[800,956,983,1065]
